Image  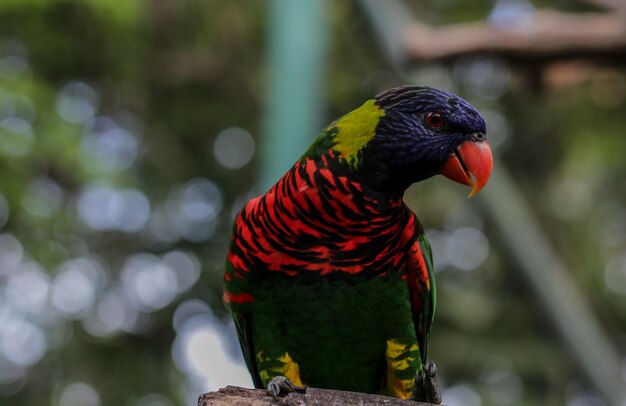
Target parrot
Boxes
[223,85,493,403]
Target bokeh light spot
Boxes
[481,109,511,151]
[173,179,222,242]
[0,317,47,367]
[482,367,523,405]
[0,117,34,157]
[488,0,536,32]
[77,185,150,232]
[0,233,23,276]
[172,300,212,334]
[171,315,252,393]
[213,127,255,169]
[443,383,482,406]
[0,56,29,77]
[121,254,178,311]
[56,81,99,124]
[6,262,50,316]
[163,251,201,293]
[566,391,607,406]
[80,117,139,173]
[58,382,101,406]
[447,227,490,271]
[83,287,139,337]
[0,39,29,78]
[22,177,64,218]
[146,205,180,244]
[0,90,35,123]
[454,57,511,101]
[51,258,103,319]
[180,179,222,221]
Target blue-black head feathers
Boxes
[358,86,488,194]
[375,86,486,135]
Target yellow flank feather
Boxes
[331,99,385,166]
[385,339,419,399]
[257,351,304,387]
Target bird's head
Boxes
[326,85,493,197]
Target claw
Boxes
[266,376,305,399]
[426,361,437,378]
[411,362,442,404]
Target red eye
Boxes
[425,112,444,129]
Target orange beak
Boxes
[441,140,493,197]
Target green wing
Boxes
[414,229,437,364]
[232,311,264,389]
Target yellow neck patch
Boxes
[331,99,385,167]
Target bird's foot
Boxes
[411,361,442,404]
[267,376,306,399]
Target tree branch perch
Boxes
[198,386,441,406]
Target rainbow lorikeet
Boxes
[224,86,492,402]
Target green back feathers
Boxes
[303,99,385,167]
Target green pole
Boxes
[260,0,327,191]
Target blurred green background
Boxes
[0,1,625,405]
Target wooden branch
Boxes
[198,386,440,406]
[404,9,626,63]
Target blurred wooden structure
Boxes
[404,9,626,63]
[362,0,626,89]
